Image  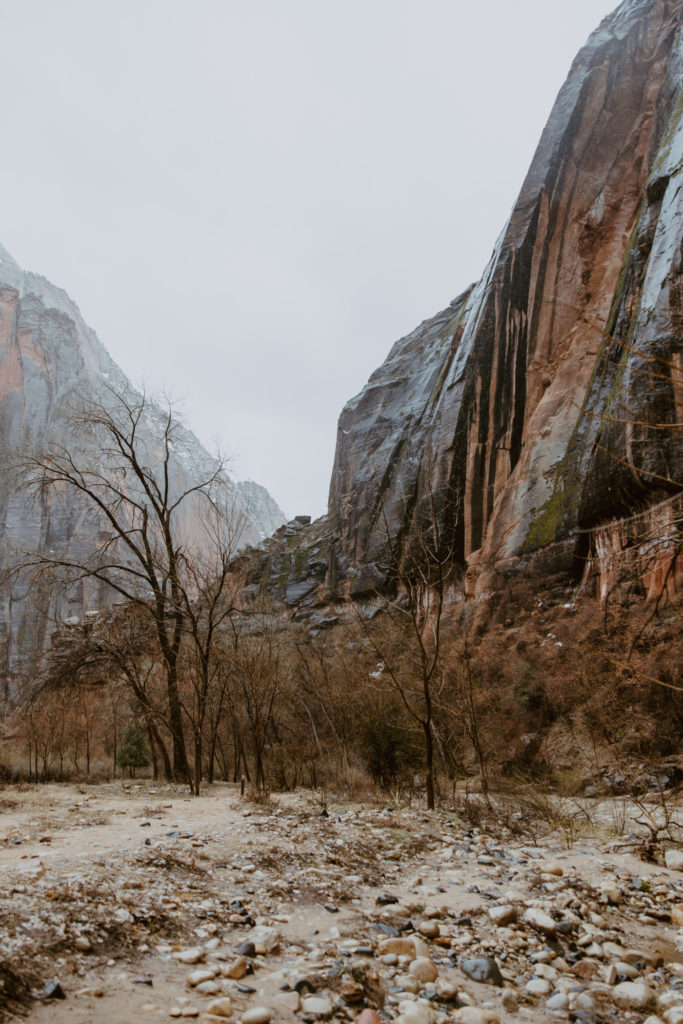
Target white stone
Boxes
[665,850,683,872]
[526,978,552,997]
[454,1009,500,1024]
[397,975,420,994]
[489,906,516,927]
[175,947,205,964]
[272,992,300,1013]
[186,968,216,987]
[659,992,683,1012]
[569,992,595,1010]
[241,1008,272,1024]
[195,980,220,994]
[543,862,564,876]
[613,982,655,1011]
[251,927,281,954]
[205,997,233,1018]
[522,908,556,935]
[301,997,333,1015]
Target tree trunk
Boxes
[423,719,435,810]
[149,718,173,781]
[166,663,190,782]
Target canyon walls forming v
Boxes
[326,0,682,600]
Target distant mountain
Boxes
[0,243,285,698]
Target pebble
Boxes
[74,935,92,952]
[396,1005,433,1024]
[671,905,683,926]
[525,977,552,996]
[543,862,564,876]
[186,968,217,987]
[623,948,657,966]
[205,997,233,1018]
[44,978,66,999]
[75,986,104,998]
[409,957,439,983]
[273,991,301,1012]
[175,948,205,964]
[418,920,440,939]
[500,990,518,1012]
[222,957,248,979]
[356,1012,382,1024]
[659,992,683,1012]
[522,907,557,935]
[195,979,220,994]
[454,1008,500,1024]
[301,996,333,1015]
[613,981,655,1010]
[379,937,419,959]
[546,992,569,1010]
[397,974,420,994]
[241,1007,272,1024]
[664,850,683,872]
[435,979,459,1001]
[460,957,503,987]
[489,905,516,927]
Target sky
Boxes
[0,0,619,519]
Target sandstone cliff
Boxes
[325,0,682,601]
[0,244,285,696]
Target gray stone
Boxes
[460,957,503,987]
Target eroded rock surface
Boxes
[322,0,682,600]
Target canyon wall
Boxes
[325,0,682,600]
[0,244,285,697]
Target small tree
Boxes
[116,726,149,778]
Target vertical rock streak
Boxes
[329,0,683,594]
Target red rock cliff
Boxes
[327,0,682,598]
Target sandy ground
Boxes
[0,781,682,1024]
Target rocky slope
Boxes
[319,0,682,603]
[0,243,285,697]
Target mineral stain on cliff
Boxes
[262,0,682,610]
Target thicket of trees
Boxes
[0,384,680,801]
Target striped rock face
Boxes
[326,0,682,598]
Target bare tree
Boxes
[14,384,244,785]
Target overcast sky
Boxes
[0,0,619,519]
